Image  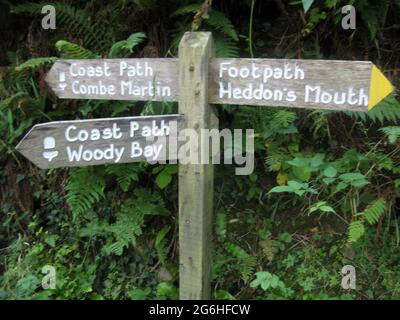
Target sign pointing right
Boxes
[208,59,394,112]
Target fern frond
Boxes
[66,167,106,218]
[224,242,249,259]
[214,35,239,58]
[206,10,239,41]
[259,238,278,261]
[105,198,145,255]
[380,126,400,144]
[233,106,272,131]
[12,2,111,52]
[224,242,257,282]
[56,40,99,59]
[155,226,171,265]
[272,110,296,128]
[105,189,168,255]
[265,144,290,172]
[362,198,387,225]
[0,92,30,111]
[105,164,141,192]
[108,32,146,58]
[238,256,257,283]
[2,68,32,91]
[15,57,57,72]
[344,94,400,124]
[347,221,365,243]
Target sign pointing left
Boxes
[16,115,183,169]
[45,58,179,101]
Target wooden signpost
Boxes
[16,32,394,300]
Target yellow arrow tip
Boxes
[368,65,394,110]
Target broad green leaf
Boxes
[323,166,337,178]
[155,171,173,189]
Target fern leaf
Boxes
[66,167,106,218]
[239,256,257,283]
[106,199,145,255]
[56,40,99,59]
[347,221,365,243]
[12,2,112,52]
[206,10,239,41]
[155,226,171,265]
[108,32,146,58]
[272,110,297,128]
[362,198,387,225]
[15,57,57,72]
[105,164,141,192]
[0,92,30,111]
[380,126,400,144]
[105,189,169,255]
[344,94,400,124]
[214,35,239,58]
[259,238,278,261]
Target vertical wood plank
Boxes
[178,32,216,300]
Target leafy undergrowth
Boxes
[1,0,400,299]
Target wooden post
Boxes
[178,32,217,299]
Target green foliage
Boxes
[269,180,317,196]
[104,189,169,256]
[344,95,400,124]
[362,198,387,225]
[153,165,178,189]
[156,282,178,299]
[66,167,106,218]
[348,198,387,243]
[155,226,171,265]
[1,0,400,301]
[11,2,112,52]
[56,40,99,59]
[15,57,58,72]
[109,32,147,58]
[348,221,366,243]
[380,126,400,144]
[105,164,142,192]
[224,243,257,283]
[206,10,239,42]
[250,271,285,291]
[356,0,392,40]
[171,5,239,57]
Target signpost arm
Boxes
[178,32,216,299]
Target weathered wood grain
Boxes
[45,58,179,101]
[16,114,184,169]
[209,58,374,111]
[45,57,392,112]
[178,32,217,300]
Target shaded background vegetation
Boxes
[0,0,399,299]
